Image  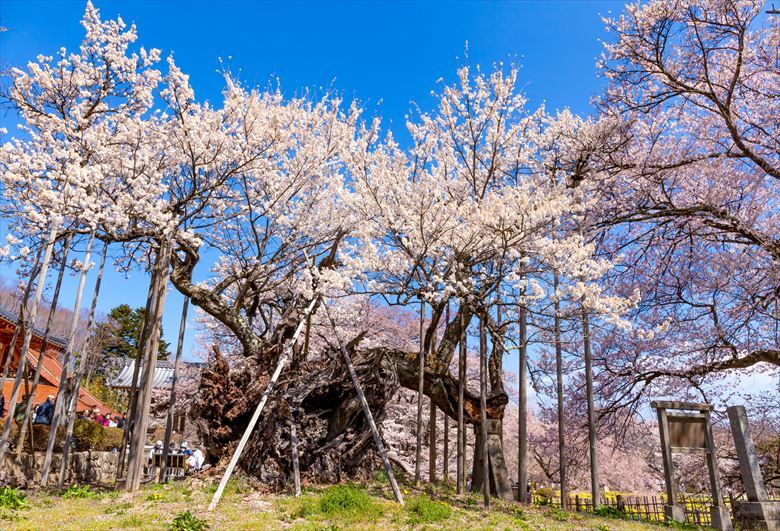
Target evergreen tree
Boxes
[100,304,170,361]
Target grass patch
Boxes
[283,484,383,524]
[61,484,96,499]
[405,496,452,525]
[117,514,148,528]
[319,485,378,519]
[0,487,28,521]
[0,487,28,511]
[169,510,209,530]
[595,505,626,519]
[104,501,133,515]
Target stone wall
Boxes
[2,451,118,487]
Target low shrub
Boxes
[534,486,556,505]
[549,508,568,521]
[318,485,378,520]
[7,419,123,452]
[169,510,209,531]
[594,505,625,519]
[0,487,28,511]
[61,484,96,499]
[72,419,123,451]
[405,496,452,525]
[319,485,371,514]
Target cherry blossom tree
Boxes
[566,0,780,421]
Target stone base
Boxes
[664,504,685,523]
[711,505,733,531]
[733,501,780,531]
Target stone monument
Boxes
[727,406,779,530]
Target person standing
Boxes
[33,395,55,425]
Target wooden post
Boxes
[208,296,319,511]
[429,401,437,483]
[427,306,437,483]
[414,298,425,486]
[320,299,404,505]
[127,241,171,492]
[442,309,449,483]
[117,273,157,479]
[0,246,42,391]
[0,227,58,468]
[22,364,33,452]
[655,406,684,522]
[704,409,732,530]
[291,421,301,497]
[456,302,467,494]
[160,296,189,483]
[553,272,567,510]
[40,231,95,486]
[582,309,600,508]
[479,312,489,507]
[518,296,528,503]
[14,235,71,459]
[58,242,109,488]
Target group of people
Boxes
[0,393,128,429]
[77,408,125,428]
[149,440,205,472]
[0,394,56,425]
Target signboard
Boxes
[668,415,707,451]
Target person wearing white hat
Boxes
[185,445,204,472]
[149,440,164,461]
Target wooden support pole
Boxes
[127,241,171,492]
[0,245,42,390]
[22,364,34,453]
[429,305,441,483]
[40,231,95,486]
[208,296,319,511]
[443,304,450,482]
[160,296,189,483]
[456,302,467,495]
[0,227,58,468]
[479,313,489,507]
[14,235,72,459]
[553,272,567,510]
[117,272,157,479]
[58,241,109,488]
[582,309,600,508]
[414,298,425,486]
[320,299,404,505]
[518,298,528,502]
[291,421,301,497]
[429,400,437,483]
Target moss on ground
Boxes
[0,477,702,530]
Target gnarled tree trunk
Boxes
[191,304,511,489]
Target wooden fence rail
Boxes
[534,492,780,526]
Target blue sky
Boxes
[0,0,619,365]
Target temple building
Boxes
[0,307,114,417]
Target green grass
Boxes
[169,510,209,530]
[0,477,691,530]
[0,487,28,511]
[404,496,452,525]
[61,484,96,499]
[0,487,28,521]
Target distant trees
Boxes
[96,304,170,361]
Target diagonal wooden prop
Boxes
[208,296,319,511]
